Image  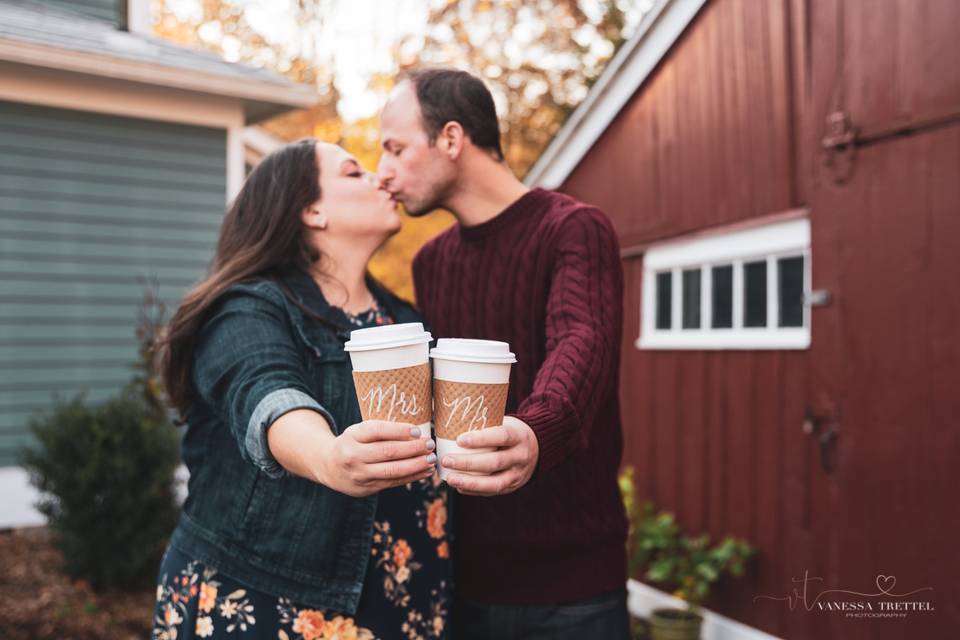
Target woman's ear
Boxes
[302,206,328,230]
[439,121,465,160]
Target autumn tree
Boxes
[394,0,638,176]
[153,0,341,141]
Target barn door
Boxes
[796,1,960,638]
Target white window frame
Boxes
[638,216,811,350]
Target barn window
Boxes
[655,271,672,329]
[743,260,767,327]
[681,268,701,329]
[711,265,734,328]
[639,215,811,350]
[778,256,805,327]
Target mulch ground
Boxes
[0,527,653,639]
[0,527,155,639]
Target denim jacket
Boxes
[168,267,425,613]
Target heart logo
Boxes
[876,575,896,593]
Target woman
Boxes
[153,139,451,640]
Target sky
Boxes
[249,0,431,120]
[162,0,652,122]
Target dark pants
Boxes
[453,588,631,640]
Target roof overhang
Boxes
[524,0,708,189]
[0,36,317,124]
[242,125,286,166]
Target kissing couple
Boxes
[153,68,629,640]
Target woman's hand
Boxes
[269,410,436,497]
[316,420,436,496]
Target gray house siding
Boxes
[30,0,120,25]
[0,100,225,465]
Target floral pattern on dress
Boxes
[152,459,452,640]
[371,521,422,608]
[374,474,450,639]
[411,471,451,561]
[153,560,256,639]
[153,554,378,640]
[277,599,375,640]
[343,300,390,328]
[399,583,449,640]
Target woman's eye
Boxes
[348,171,363,178]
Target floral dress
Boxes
[153,300,452,640]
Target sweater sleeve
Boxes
[510,207,624,473]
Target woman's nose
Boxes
[376,157,393,184]
[362,171,377,186]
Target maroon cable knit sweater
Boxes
[412,188,628,604]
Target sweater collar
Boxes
[458,188,547,242]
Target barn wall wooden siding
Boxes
[560,1,960,638]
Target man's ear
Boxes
[438,121,465,160]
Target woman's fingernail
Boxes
[409,427,421,438]
[441,456,453,468]
[426,453,437,464]
[425,439,436,451]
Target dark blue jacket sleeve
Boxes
[191,287,336,478]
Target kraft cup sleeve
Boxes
[432,379,508,440]
[352,363,433,425]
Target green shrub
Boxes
[20,390,180,590]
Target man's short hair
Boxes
[404,68,505,161]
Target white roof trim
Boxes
[524,0,708,189]
[0,37,317,112]
[125,0,152,37]
[242,125,286,160]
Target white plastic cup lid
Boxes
[429,338,517,364]
[344,322,432,352]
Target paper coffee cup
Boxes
[344,323,433,439]
[429,339,516,480]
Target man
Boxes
[378,68,629,640]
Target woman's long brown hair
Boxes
[160,138,322,416]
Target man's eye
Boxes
[393,148,403,157]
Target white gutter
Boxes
[0,37,317,112]
[524,0,708,189]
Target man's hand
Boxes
[441,416,539,496]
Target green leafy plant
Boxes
[20,391,180,589]
[620,467,755,612]
[19,285,180,589]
